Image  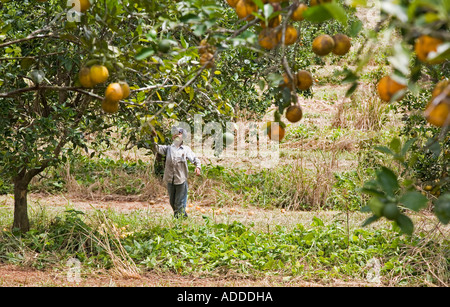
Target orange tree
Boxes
[0,0,448,233]
[0,0,236,232]
[350,0,450,234]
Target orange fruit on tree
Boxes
[199,39,216,55]
[312,34,335,56]
[226,0,239,7]
[424,79,450,127]
[296,70,313,90]
[291,3,308,21]
[200,52,214,68]
[258,28,279,50]
[267,122,286,141]
[277,25,298,46]
[119,81,130,99]
[199,39,208,55]
[101,99,119,114]
[89,64,109,85]
[425,100,450,127]
[332,34,351,56]
[105,82,124,102]
[280,72,296,89]
[377,75,407,102]
[414,35,444,64]
[431,79,450,99]
[261,14,282,28]
[260,2,282,27]
[285,104,303,123]
[71,0,91,12]
[235,0,257,20]
[78,66,94,88]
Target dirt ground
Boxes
[0,263,378,287]
[0,193,390,287]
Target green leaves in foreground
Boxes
[361,167,428,235]
[360,137,450,234]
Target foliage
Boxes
[361,137,449,234]
[0,209,448,285]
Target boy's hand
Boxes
[195,167,201,176]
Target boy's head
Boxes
[171,127,186,139]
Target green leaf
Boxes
[388,43,411,76]
[374,145,394,156]
[323,3,348,25]
[434,193,450,224]
[253,0,265,10]
[395,214,414,235]
[345,82,359,97]
[427,42,450,63]
[380,1,408,23]
[401,138,416,156]
[135,48,154,60]
[302,5,332,23]
[389,138,402,154]
[348,19,363,37]
[399,191,428,212]
[368,197,384,217]
[376,167,399,196]
[180,32,187,49]
[362,214,380,227]
[360,187,384,197]
[263,3,274,19]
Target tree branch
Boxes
[0,33,79,49]
[0,85,104,101]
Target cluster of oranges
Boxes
[376,35,448,127]
[72,1,130,114]
[223,0,352,142]
[78,63,130,114]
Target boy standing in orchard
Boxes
[150,127,201,218]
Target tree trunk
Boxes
[13,178,30,232]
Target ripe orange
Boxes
[332,34,351,56]
[261,14,282,28]
[277,25,298,46]
[101,99,119,114]
[425,80,450,127]
[79,66,94,88]
[200,52,214,68]
[72,0,91,12]
[431,79,450,99]
[414,35,444,64]
[258,28,279,50]
[377,75,407,102]
[291,3,308,21]
[89,65,109,85]
[296,70,313,90]
[198,39,216,55]
[199,39,208,55]
[235,0,257,20]
[285,104,303,123]
[312,34,335,56]
[226,0,239,7]
[119,81,130,99]
[267,122,286,141]
[280,72,296,89]
[105,83,124,102]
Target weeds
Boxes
[0,209,447,286]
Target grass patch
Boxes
[0,207,447,286]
